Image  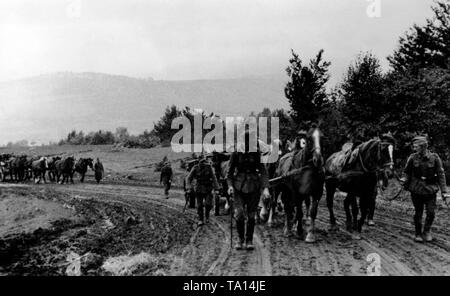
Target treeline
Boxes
[59,128,160,148]
[280,1,450,162]
[58,1,449,167]
[152,1,450,163]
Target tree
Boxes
[383,1,450,166]
[383,67,450,160]
[340,52,385,139]
[271,109,296,144]
[153,105,182,146]
[284,49,331,129]
[388,1,450,74]
[115,127,130,143]
[319,89,348,155]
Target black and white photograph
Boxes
[0,0,449,279]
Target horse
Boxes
[31,157,49,184]
[25,156,42,181]
[47,156,62,181]
[258,138,288,227]
[55,156,75,184]
[8,155,27,182]
[74,158,94,182]
[324,136,395,238]
[267,126,325,243]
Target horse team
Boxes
[0,154,97,184]
[208,126,395,243]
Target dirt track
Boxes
[0,181,449,276]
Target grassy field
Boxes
[0,145,193,188]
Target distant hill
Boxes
[0,72,288,145]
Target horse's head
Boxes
[66,156,75,168]
[40,156,49,169]
[259,191,271,222]
[379,142,394,170]
[358,135,395,173]
[87,158,94,170]
[306,125,323,169]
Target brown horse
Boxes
[47,156,62,181]
[31,157,49,184]
[74,158,94,182]
[267,126,325,243]
[324,136,395,238]
[8,155,27,182]
[55,156,75,184]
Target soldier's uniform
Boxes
[226,148,270,250]
[402,136,448,242]
[186,156,220,225]
[160,162,173,198]
[94,158,104,184]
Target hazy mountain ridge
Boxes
[0,72,288,145]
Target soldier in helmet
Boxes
[186,153,220,226]
[226,130,271,251]
[400,136,449,242]
[160,161,173,199]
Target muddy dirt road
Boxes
[1,181,449,276]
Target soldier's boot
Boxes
[423,213,434,242]
[423,223,433,242]
[414,221,423,242]
[235,219,245,250]
[414,235,424,242]
[197,207,204,226]
[368,219,375,226]
[245,217,256,251]
[205,206,211,224]
[214,194,220,216]
[423,231,433,242]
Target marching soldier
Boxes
[186,153,220,226]
[94,158,104,184]
[226,130,271,251]
[400,136,449,242]
[160,161,173,199]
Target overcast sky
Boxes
[0,0,435,84]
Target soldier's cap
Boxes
[412,136,428,146]
[297,130,308,138]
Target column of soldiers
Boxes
[162,133,449,247]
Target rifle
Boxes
[230,191,234,249]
